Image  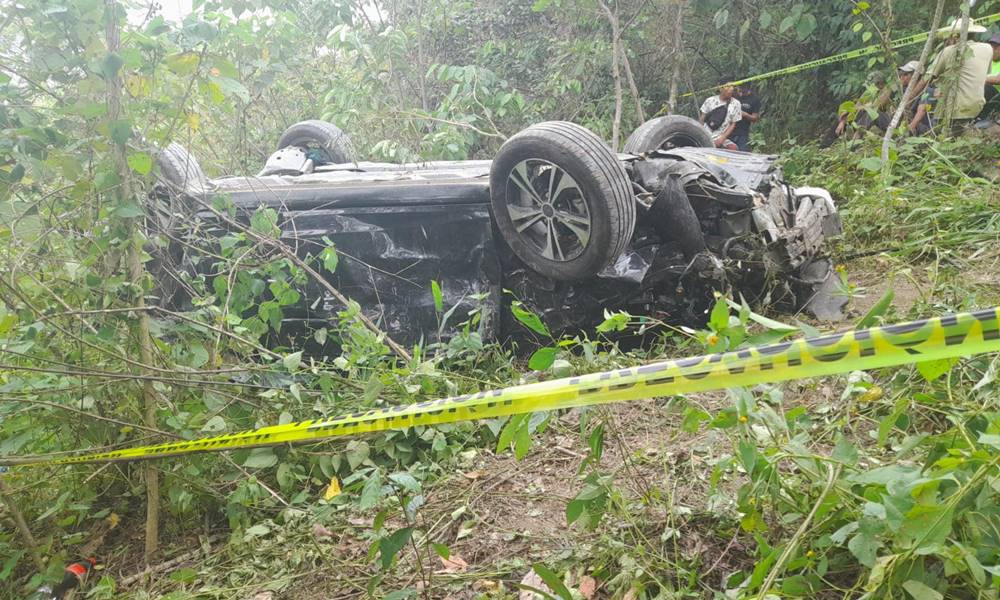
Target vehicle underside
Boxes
[151,118,846,352]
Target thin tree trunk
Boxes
[0,476,45,571]
[599,0,623,149]
[881,0,945,161]
[667,1,685,113]
[620,44,645,123]
[105,0,159,562]
[942,0,972,130]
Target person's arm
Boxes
[908,103,928,134]
[715,121,738,147]
[741,108,760,123]
[986,74,1000,85]
[699,112,707,124]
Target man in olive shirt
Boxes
[927,23,993,124]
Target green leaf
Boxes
[902,580,943,600]
[107,119,133,146]
[322,246,338,274]
[531,564,573,600]
[169,567,198,583]
[709,297,729,332]
[127,152,153,176]
[514,422,531,459]
[899,504,953,550]
[528,347,556,371]
[511,301,550,337]
[243,448,278,469]
[759,11,773,28]
[779,15,797,33]
[681,407,710,433]
[916,357,958,382]
[431,543,450,559]
[848,532,879,568]
[99,52,124,79]
[795,13,817,40]
[379,527,413,569]
[431,280,443,313]
[531,0,552,11]
[497,414,528,453]
[856,289,893,328]
[114,202,144,218]
[283,351,303,371]
[832,435,859,466]
[201,416,226,433]
[859,157,883,172]
[360,470,382,510]
[388,472,421,494]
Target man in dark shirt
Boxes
[730,84,761,152]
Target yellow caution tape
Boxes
[3,308,999,467]
[681,12,1000,98]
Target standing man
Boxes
[730,84,761,152]
[699,79,742,150]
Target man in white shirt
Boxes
[699,80,742,150]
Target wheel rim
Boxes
[504,159,591,262]
[659,133,702,150]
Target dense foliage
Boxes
[1,0,999,598]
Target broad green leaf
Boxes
[528,347,556,371]
[899,504,953,551]
[243,448,278,469]
[531,564,573,600]
[709,297,729,332]
[201,416,226,432]
[902,580,943,600]
[283,351,303,371]
[859,157,883,172]
[127,152,153,176]
[848,532,879,568]
[388,472,421,494]
[916,357,958,382]
[107,119,133,145]
[379,527,413,569]
[359,470,382,510]
[497,413,528,453]
[511,302,550,337]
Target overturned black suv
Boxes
[152,116,844,348]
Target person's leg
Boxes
[729,132,749,151]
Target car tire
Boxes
[623,115,713,153]
[490,121,635,281]
[148,143,204,308]
[276,120,356,164]
[155,142,207,193]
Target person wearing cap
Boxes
[982,33,1000,116]
[699,79,742,150]
[925,21,993,125]
[730,84,761,152]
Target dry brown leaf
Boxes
[622,587,638,600]
[312,522,334,540]
[436,553,469,573]
[578,575,598,599]
[473,579,501,591]
[462,470,482,480]
[250,593,273,600]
